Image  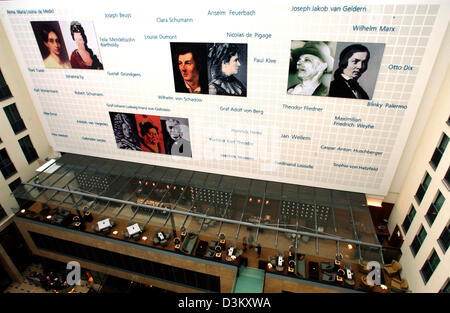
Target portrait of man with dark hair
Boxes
[30,21,71,69]
[109,112,141,151]
[68,21,103,70]
[287,41,335,96]
[328,42,385,100]
[207,43,247,97]
[170,43,208,94]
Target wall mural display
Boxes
[287,41,385,100]
[109,112,192,157]
[30,20,103,70]
[1,0,448,197]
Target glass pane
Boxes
[435,192,445,209]
[439,134,449,151]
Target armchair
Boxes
[358,260,371,274]
[384,260,402,277]
[390,277,408,292]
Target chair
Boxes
[384,260,402,277]
[358,260,371,274]
[390,277,408,292]
[321,272,336,282]
[320,261,334,272]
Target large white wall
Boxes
[388,24,449,292]
[0,20,55,224]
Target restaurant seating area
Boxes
[11,153,402,293]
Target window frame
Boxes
[415,172,432,204]
[420,249,440,284]
[3,103,26,135]
[18,135,39,164]
[437,222,449,253]
[410,225,427,257]
[402,204,416,234]
[425,191,445,226]
[0,148,17,179]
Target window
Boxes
[420,249,440,284]
[440,279,450,293]
[18,135,38,164]
[444,167,450,191]
[402,205,416,234]
[3,103,26,134]
[0,205,6,221]
[410,225,427,256]
[8,177,21,193]
[415,172,432,204]
[0,70,12,101]
[0,148,17,179]
[438,223,449,253]
[430,134,449,169]
[425,191,445,226]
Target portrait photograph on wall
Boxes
[59,20,104,70]
[160,116,192,157]
[170,42,247,97]
[170,42,209,94]
[31,20,104,70]
[30,21,71,69]
[109,112,192,158]
[109,112,142,151]
[135,114,166,154]
[207,43,247,97]
[328,42,385,100]
[287,40,336,97]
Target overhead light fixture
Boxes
[142,236,148,241]
[112,231,118,235]
[366,195,383,207]
[347,244,353,250]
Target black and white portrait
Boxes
[160,116,192,157]
[287,41,335,97]
[109,112,142,151]
[328,42,385,100]
[207,43,247,97]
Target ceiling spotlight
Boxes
[142,236,148,241]
[20,209,26,214]
[112,231,118,235]
[265,200,269,205]
[249,197,253,203]
[46,215,52,219]
[257,199,261,204]
[347,244,353,250]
